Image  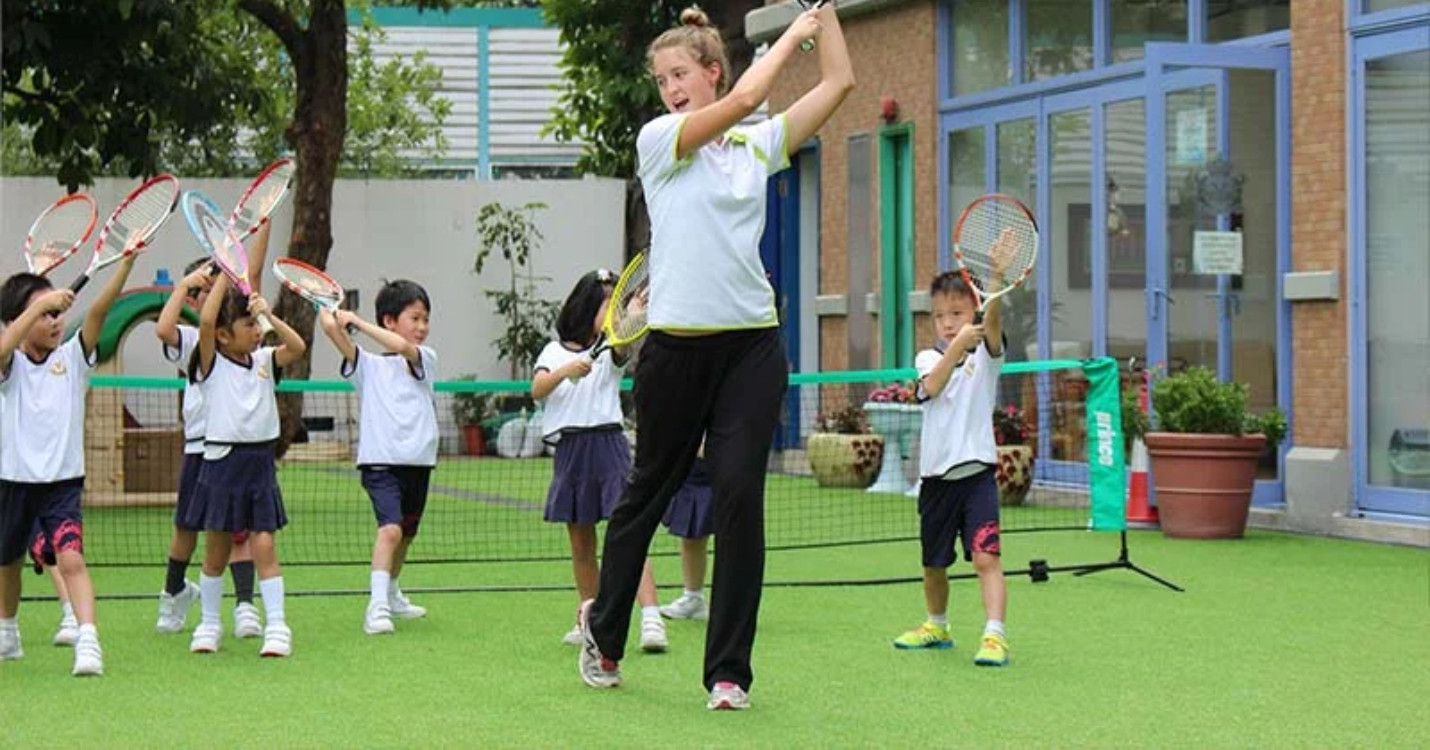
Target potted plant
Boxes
[450,375,494,457]
[1144,366,1287,539]
[807,404,885,489]
[993,404,1035,507]
[863,382,920,493]
[473,201,561,380]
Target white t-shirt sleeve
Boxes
[740,114,791,176]
[341,346,365,383]
[534,341,566,375]
[414,345,437,382]
[68,333,98,372]
[162,325,199,370]
[637,114,689,185]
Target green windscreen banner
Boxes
[1082,357,1127,531]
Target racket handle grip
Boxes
[966,310,984,354]
[69,274,90,294]
[257,312,275,335]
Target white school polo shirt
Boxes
[0,335,95,482]
[534,342,625,438]
[162,325,207,454]
[341,346,439,467]
[637,112,789,331]
[916,340,1004,478]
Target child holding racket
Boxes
[533,270,667,653]
[0,252,141,675]
[891,268,1010,667]
[316,279,437,636]
[153,242,269,638]
[578,3,853,709]
[186,273,304,657]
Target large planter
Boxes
[807,433,885,489]
[1144,432,1266,539]
[995,445,1035,507]
[460,424,486,457]
[863,403,921,493]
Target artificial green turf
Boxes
[3,529,1426,747]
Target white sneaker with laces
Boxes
[190,622,222,653]
[388,588,427,619]
[156,581,199,634]
[233,602,263,639]
[260,623,292,657]
[53,613,79,647]
[577,600,621,688]
[660,593,708,621]
[0,622,22,660]
[72,631,103,676]
[640,616,668,653]
[364,602,395,635]
[707,681,750,710]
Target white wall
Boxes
[0,176,626,386]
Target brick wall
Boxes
[1289,0,1349,448]
[766,1,939,370]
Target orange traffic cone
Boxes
[1126,435,1159,528]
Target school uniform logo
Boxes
[49,359,67,376]
[257,365,271,380]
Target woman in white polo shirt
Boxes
[578,3,854,710]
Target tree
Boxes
[3,0,466,453]
[541,0,765,257]
[472,202,560,379]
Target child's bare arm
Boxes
[157,266,213,348]
[197,273,230,379]
[341,310,419,365]
[82,255,138,360]
[0,289,74,377]
[251,295,306,368]
[317,307,358,365]
[532,359,589,400]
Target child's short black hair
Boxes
[375,279,430,328]
[183,257,212,276]
[1,273,54,324]
[930,271,976,301]
[555,269,616,347]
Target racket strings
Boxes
[105,181,178,255]
[609,262,649,342]
[956,202,1038,290]
[30,202,94,269]
[278,266,342,306]
[234,168,292,233]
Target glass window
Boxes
[948,126,987,235]
[1048,109,1094,362]
[1104,98,1148,377]
[1026,0,1093,81]
[953,0,1010,96]
[1207,1,1290,42]
[996,119,1038,361]
[1364,50,1430,487]
[1365,0,1430,12]
[1113,0,1189,63]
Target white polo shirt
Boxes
[341,346,439,467]
[916,340,1004,478]
[162,325,207,454]
[637,112,789,331]
[199,347,281,455]
[534,342,625,438]
[0,335,95,483]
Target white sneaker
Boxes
[53,613,79,647]
[660,593,708,621]
[156,581,199,634]
[0,622,22,660]
[190,622,222,653]
[562,623,584,646]
[707,681,750,710]
[640,616,668,653]
[260,623,292,658]
[388,589,426,619]
[576,600,621,689]
[364,602,395,635]
[233,602,263,639]
[72,632,103,676]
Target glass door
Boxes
[1146,43,1291,504]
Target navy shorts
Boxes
[361,466,432,537]
[0,479,85,568]
[917,468,1001,568]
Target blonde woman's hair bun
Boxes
[680,6,711,28]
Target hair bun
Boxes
[680,6,711,28]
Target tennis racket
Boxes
[793,0,828,52]
[271,258,355,334]
[25,193,98,277]
[230,157,294,242]
[570,253,650,381]
[951,194,1039,353]
[181,190,274,334]
[69,174,180,293]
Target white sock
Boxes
[370,570,391,607]
[77,623,97,641]
[683,589,703,600]
[929,613,949,627]
[985,619,1005,637]
[199,574,224,628]
[641,605,661,621]
[61,601,75,619]
[387,577,401,599]
[259,577,286,626]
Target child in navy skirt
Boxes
[187,274,305,658]
[659,453,714,621]
[532,270,666,652]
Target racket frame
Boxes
[26,193,98,277]
[230,157,295,242]
[951,193,1039,350]
[70,174,180,293]
[181,190,274,334]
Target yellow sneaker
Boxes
[974,632,1009,666]
[893,621,953,650]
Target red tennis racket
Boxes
[25,193,98,277]
[69,175,180,293]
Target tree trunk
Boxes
[274,1,348,457]
[625,179,649,262]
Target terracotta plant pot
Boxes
[461,424,486,457]
[807,433,885,489]
[995,445,1035,507]
[1144,432,1266,539]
